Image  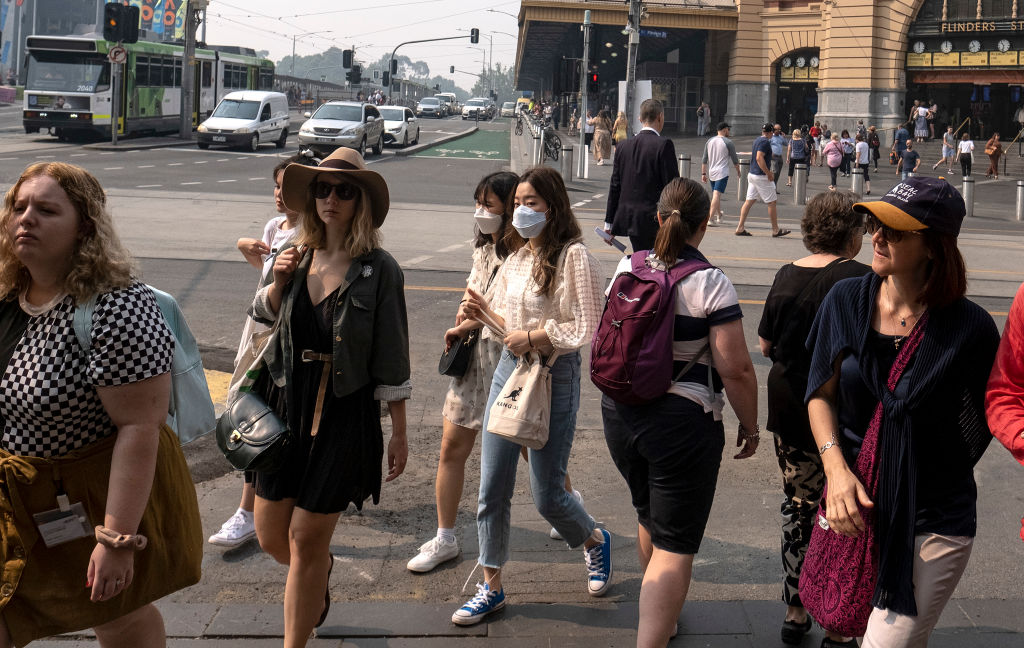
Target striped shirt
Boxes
[610,249,742,419]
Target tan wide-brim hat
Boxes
[281,147,390,228]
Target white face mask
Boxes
[512,204,548,239]
[474,206,503,234]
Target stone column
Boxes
[725,0,771,135]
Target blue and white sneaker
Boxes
[451,582,506,626]
[584,528,612,596]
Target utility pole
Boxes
[179,0,206,139]
[624,0,643,138]
[578,10,590,177]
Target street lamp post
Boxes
[292,31,332,77]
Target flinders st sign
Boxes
[937,20,1024,32]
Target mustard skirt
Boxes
[0,425,202,646]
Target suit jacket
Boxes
[605,129,679,241]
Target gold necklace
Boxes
[883,280,925,350]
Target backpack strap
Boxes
[72,294,99,359]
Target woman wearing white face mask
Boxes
[407,172,523,573]
[455,166,606,626]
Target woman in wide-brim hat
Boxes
[249,146,411,647]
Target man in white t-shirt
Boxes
[700,122,740,227]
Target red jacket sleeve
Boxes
[986,282,1024,465]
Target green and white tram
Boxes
[23,35,274,139]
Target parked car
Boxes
[500,101,516,118]
[417,96,443,118]
[196,90,290,151]
[296,101,385,157]
[379,105,420,147]
[461,98,491,120]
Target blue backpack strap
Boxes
[72,294,99,359]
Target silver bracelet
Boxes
[818,433,839,455]
[738,423,760,441]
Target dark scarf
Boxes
[806,273,995,616]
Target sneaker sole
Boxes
[208,530,257,547]
[451,599,505,626]
[407,549,460,573]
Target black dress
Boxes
[254,284,383,513]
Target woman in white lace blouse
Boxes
[455,166,609,626]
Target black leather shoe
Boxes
[781,618,812,645]
[821,637,859,648]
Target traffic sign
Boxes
[108,46,127,64]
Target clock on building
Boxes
[782,57,793,68]
[940,40,953,53]
[810,56,819,67]
[998,39,1011,52]
[913,41,925,54]
[969,40,981,53]
[796,56,806,68]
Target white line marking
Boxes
[248,177,264,181]
[103,167,124,170]
[136,184,162,188]
[70,153,88,157]
[572,201,587,207]
[195,160,208,164]
[217,179,237,183]
[216,158,230,162]
[439,243,463,252]
[0,157,16,161]
[99,152,114,155]
[592,193,605,199]
[181,181,202,185]
[35,155,55,159]
[406,255,432,264]
[137,164,154,168]
[167,162,184,166]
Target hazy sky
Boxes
[203,0,522,77]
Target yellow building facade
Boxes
[514,0,1024,137]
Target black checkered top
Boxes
[0,282,174,457]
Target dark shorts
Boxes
[601,393,725,554]
[709,177,729,194]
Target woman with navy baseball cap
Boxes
[801,176,1000,648]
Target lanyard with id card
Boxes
[32,475,92,548]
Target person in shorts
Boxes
[700,121,740,227]
[735,123,790,238]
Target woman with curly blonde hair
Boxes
[0,162,202,648]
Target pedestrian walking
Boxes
[986,281,1024,504]
[855,133,872,195]
[406,172,527,573]
[584,110,595,150]
[913,102,930,142]
[601,177,760,648]
[786,128,809,187]
[770,124,787,188]
[822,133,844,190]
[735,123,790,237]
[604,99,679,251]
[856,120,867,140]
[958,132,975,177]
[804,177,999,648]
[210,153,320,549]
[612,110,628,154]
[696,101,710,136]
[839,130,855,177]
[456,166,609,626]
[809,122,822,166]
[757,191,871,647]
[0,162,202,647]
[250,147,411,646]
[899,140,920,181]
[701,122,741,226]
[985,132,1003,179]
[867,126,881,171]
[590,109,613,166]
[552,102,561,130]
[933,126,957,174]
[892,123,910,175]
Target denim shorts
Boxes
[602,393,725,554]
[709,176,729,194]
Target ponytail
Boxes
[652,177,710,264]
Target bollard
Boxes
[962,176,975,219]
[793,163,808,205]
[738,158,750,202]
[1017,180,1024,221]
[851,167,865,195]
[561,145,574,185]
[532,134,541,167]
[678,154,692,179]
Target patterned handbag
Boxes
[798,314,928,638]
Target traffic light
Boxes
[470,28,479,44]
[450,65,455,73]
[103,2,125,42]
[588,72,599,93]
[391,59,398,75]
[122,5,139,44]
[342,49,353,68]
[350,65,361,84]
[382,72,390,86]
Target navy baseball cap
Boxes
[853,176,965,237]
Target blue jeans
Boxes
[477,349,593,568]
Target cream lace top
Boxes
[484,241,604,350]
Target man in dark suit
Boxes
[603,99,679,252]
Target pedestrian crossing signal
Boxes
[588,73,599,93]
[470,28,480,44]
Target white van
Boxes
[197,90,290,151]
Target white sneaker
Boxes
[208,510,256,548]
[407,536,460,573]
[550,490,584,540]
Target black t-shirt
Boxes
[758,259,872,450]
[900,149,921,170]
[749,136,772,175]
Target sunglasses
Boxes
[864,214,920,243]
[312,180,358,201]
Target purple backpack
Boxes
[591,251,712,405]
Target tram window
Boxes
[162,57,174,87]
[201,61,211,87]
[136,56,149,86]
[174,59,182,87]
[259,67,273,90]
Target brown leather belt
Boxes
[300,350,332,437]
